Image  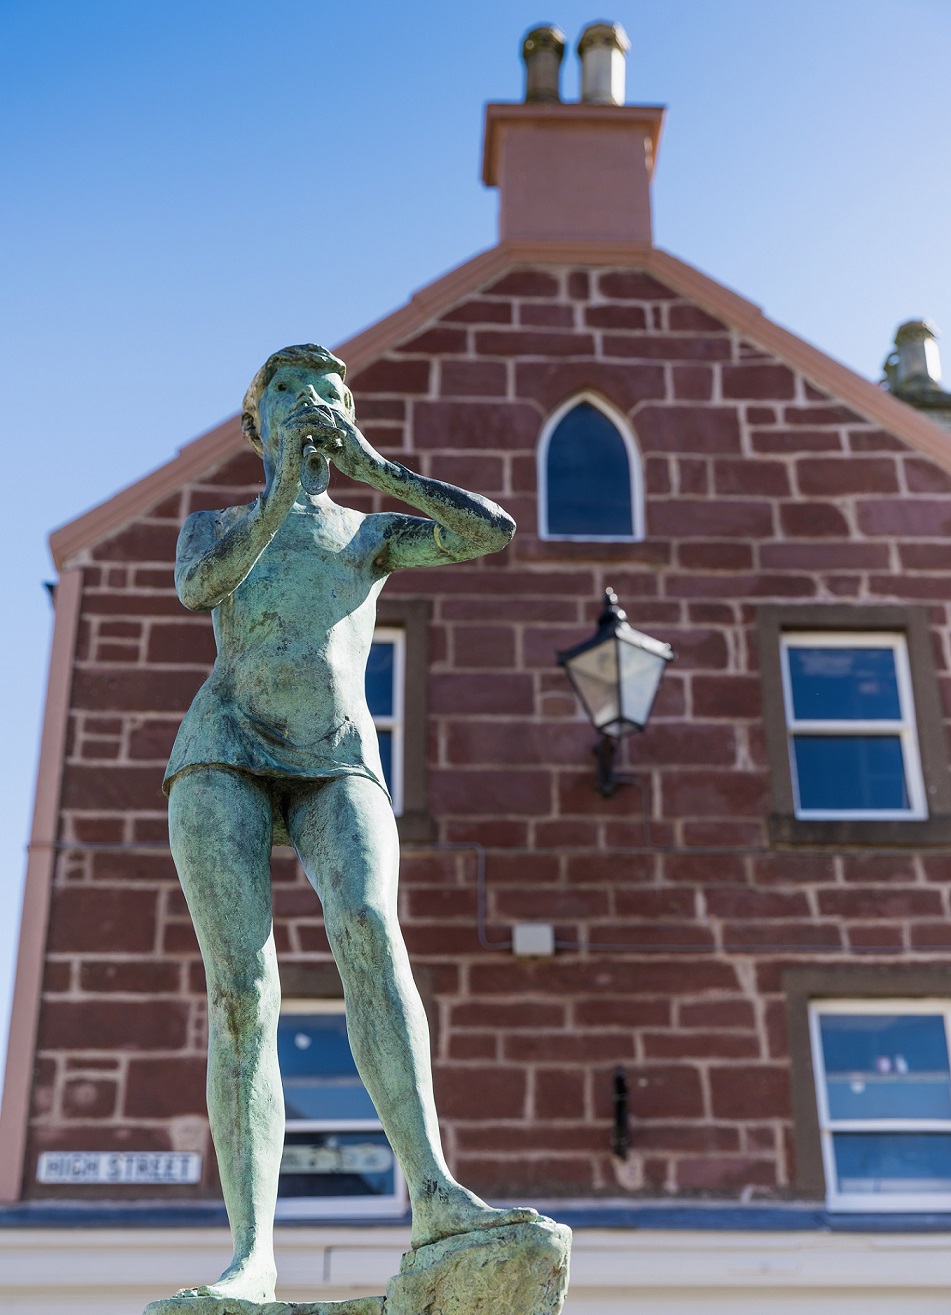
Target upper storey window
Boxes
[758,605,951,844]
[538,394,643,541]
[780,632,927,821]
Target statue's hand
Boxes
[261,409,311,516]
[322,413,392,485]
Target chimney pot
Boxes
[881,319,951,429]
[886,319,943,390]
[522,24,566,103]
[577,20,630,106]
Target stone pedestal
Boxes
[386,1216,571,1315]
[144,1216,571,1315]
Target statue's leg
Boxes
[286,774,536,1249]
[168,766,281,1301]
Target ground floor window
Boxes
[367,626,406,815]
[275,1000,406,1219]
[809,999,951,1210]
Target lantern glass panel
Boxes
[619,638,668,729]
[565,640,621,734]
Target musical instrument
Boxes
[299,404,345,495]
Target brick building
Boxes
[5,23,951,1313]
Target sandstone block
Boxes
[385,1217,570,1315]
[143,1218,570,1315]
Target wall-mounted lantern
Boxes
[558,588,675,796]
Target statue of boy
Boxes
[164,345,532,1301]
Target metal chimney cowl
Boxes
[882,319,951,431]
[578,20,630,106]
[892,320,943,389]
[522,24,566,103]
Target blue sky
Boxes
[2,0,951,1090]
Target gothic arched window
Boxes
[537,394,643,541]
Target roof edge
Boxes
[49,415,244,569]
[648,247,951,468]
[50,238,951,569]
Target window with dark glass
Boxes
[366,627,405,814]
[275,1004,405,1219]
[780,633,927,820]
[540,398,640,540]
[809,1002,951,1209]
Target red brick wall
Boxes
[23,261,951,1201]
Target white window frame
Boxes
[809,998,951,1212]
[369,626,405,817]
[779,631,928,821]
[536,390,644,543]
[275,998,407,1221]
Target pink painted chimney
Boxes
[482,21,665,245]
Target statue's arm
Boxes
[175,406,305,609]
[174,500,283,611]
[326,416,514,570]
[369,468,515,570]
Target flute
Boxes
[299,404,345,495]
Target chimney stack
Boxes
[522,25,566,103]
[578,21,630,106]
[483,20,665,245]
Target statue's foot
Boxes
[175,1253,277,1303]
[410,1181,538,1249]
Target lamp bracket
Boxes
[595,734,620,797]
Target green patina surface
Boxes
[145,1299,383,1315]
[146,1218,570,1315]
[386,1217,572,1315]
[154,346,570,1312]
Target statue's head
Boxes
[242,344,353,456]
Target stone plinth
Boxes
[144,1216,570,1315]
